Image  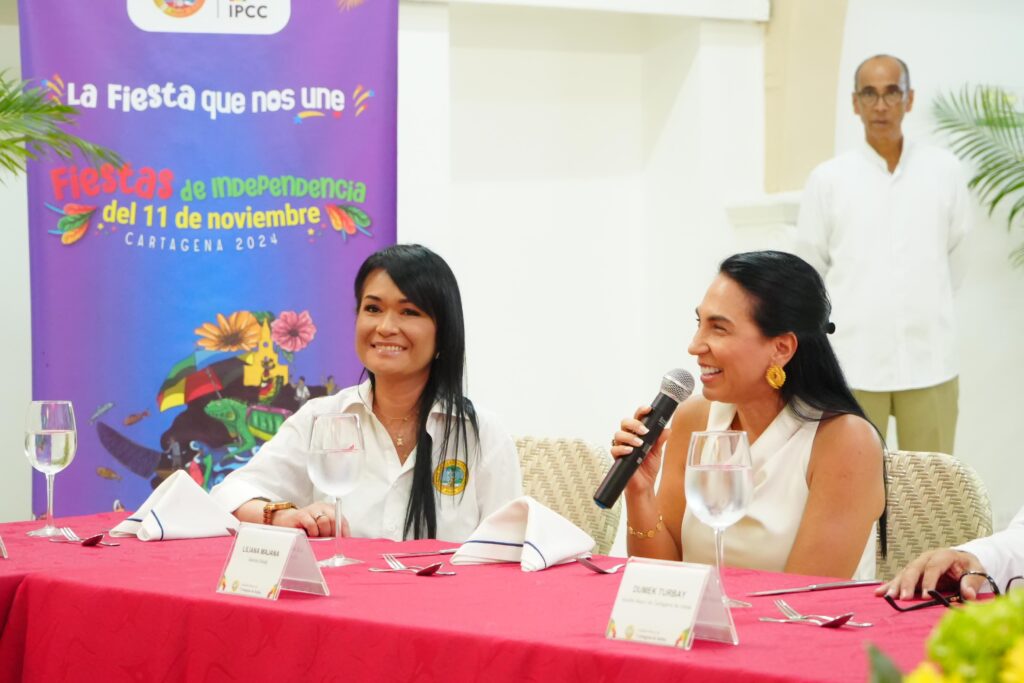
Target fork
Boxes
[61,527,120,547]
[775,598,872,628]
[368,553,456,576]
[576,557,627,574]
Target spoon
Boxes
[759,613,856,628]
[413,562,447,576]
[368,562,456,576]
[48,533,119,547]
[79,533,104,547]
[796,613,873,628]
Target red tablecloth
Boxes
[0,513,941,682]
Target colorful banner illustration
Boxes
[19,0,397,516]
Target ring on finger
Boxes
[313,512,326,521]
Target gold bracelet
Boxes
[627,514,665,539]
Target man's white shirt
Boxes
[795,138,971,392]
[957,505,1024,591]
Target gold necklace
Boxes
[374,407,416,447]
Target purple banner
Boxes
[19,0,397,515]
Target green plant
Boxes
[0,71,121,177]
[934,84,1024,267]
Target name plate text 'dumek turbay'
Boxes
[607,557,738,649]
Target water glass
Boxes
[306,413,364,567]
[685,430,753,607]
[24,400,78,538]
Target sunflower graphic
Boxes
[194,311,261,352]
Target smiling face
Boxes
[853,56,913,142]
[688,274,788,404]
[355,269,438,383]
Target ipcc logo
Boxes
[129,0,291,35]
[228,0,269,19]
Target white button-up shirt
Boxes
[210,382,523,542]
[957,505,1024,591]
[795,139,971,392]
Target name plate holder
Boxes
[217,522,328,600]
[606,557,738,649]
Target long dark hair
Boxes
[719,250,887,556]
[354,244,478,540]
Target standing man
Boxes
[795,54,971,454]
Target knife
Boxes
[746,579,882,597]
[383,548,458,559]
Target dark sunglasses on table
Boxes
[884,572,1024,612]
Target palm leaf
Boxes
[0,71,121,178]
[935,84,1024,269]
[934,85,1024,225]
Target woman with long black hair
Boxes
[612,250,885,579]
[212,244,522,542]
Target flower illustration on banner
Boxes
[324,204,372,242]
[96,306,331,507]
[271,310,317,353]
[44,202,97,246]
[337,0,366,10]
[194,311,261,351]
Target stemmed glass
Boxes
[306,413,365,567]
[684,430,754,608]
[24,401,78,537]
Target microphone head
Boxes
[660,369,695,403]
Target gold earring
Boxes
[765,364,786,390]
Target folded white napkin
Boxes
[451,496,594,571]
[110,470,240,541]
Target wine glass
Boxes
[684,430,754,608]
[24,401,78,538]
[306,413,364,567]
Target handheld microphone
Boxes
[593,369,695,509]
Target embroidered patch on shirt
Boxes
[433,459,468,496]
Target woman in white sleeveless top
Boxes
[612,251,884,579]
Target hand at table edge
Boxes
[875,547,986,601]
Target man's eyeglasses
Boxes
[855,88,906,107]
[884,572,1024,612]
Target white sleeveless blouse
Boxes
[679,401,876,579]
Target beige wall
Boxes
[764,0,847,192]
[0,2,32,524]
[0,0,16,25]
